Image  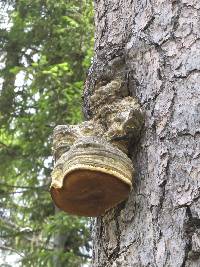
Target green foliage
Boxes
[0,0,94,266]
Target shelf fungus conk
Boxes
[50,79,143,217]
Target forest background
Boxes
[0,1,94,266]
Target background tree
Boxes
[85,1,200,266]
[0,1,93,266]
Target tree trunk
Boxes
[85,1,200,266]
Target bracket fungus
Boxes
[50,79,143,217]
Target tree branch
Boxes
[0,245,24,257]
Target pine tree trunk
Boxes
[85,1,200,266]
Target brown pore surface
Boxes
[50,169,131,217]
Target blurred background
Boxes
[0,0,94,266]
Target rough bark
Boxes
[85,0,200,266]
